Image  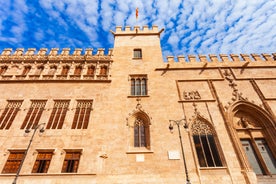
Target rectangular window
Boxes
[133,49,142,59]
[130,75,147,96]
[21,100,47,130]
[71,100,93,129]
[0,65,8,75]
[193,134,223,167]
[0,100,22,130]
[2,151,25,173]
[74,66,82,75]
[62,151,81,173]
[32,151,53,173]
[46,100,70,129]
[61,66,70,75]
[22,66,31,75]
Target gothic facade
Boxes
[0,25,275,184]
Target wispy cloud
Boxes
[0,0,275,57]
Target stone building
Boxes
[0,25,275,184]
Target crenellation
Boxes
[164,53,275,67]
[61,48,70,56]
[177,55,185,62]
[251,54,263,61]
[240,54,251,62]
[25,48,36,56]
[37,48,48,56]
[14,48,24,56]
[1,48,12,56]
[108,48,113,56]
[209,54,220,62]
[198,55,208,62]
[85,48,93,56]
[49,48,59,56]
[96,48,105,56]
[262,53,273,61]
[167,56,174,64]
[188,55,197,62]
[73,48,82,56]
[230,54,240,62]
[219,54,230,62]
[113,25,161,35]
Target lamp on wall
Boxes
[169,119,191,184]
[12,123,46,184]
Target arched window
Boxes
[130,75,148,96]
[48,65,57,75]
[61,65,70,75]
[22,65,31,75]
[0,65,8,75]
[191,118,223,167]
[74,65,82,75]
[87,65,95,75]
[99,65,107,75]
[35,65,44,75]
[226,101,276,179]
[128,111,151,150]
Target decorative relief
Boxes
[183,90,201,100]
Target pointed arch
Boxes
[190,115,224,167]
[227,101,276,175]
[127,109,151,150]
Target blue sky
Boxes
[0,0,275,59]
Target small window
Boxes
[48,65,57,75]
[32,151,53,173]
[61,65,70,75]
[99,65,108,75]
[0,65,8,75]
[130,76,147,96]
[35,65,44,75]
[62,151,81,173]
[133,49,142,59]
[2,151,25,173]
[74,65,82,75]
[22,65,31,75]
[87,65,95,75]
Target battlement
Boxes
[0,48,113,60]
[111,25,164,36]
[165,53,276,67]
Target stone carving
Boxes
[183,90,201,100]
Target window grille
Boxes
[0,100,22,129]
[133,49,142,58]
[192,120,223,167]
[32,152,53,173]
[2,151,25,173]
[130,76,147,96]
[62,151,81,173]
[21,100,47,129]
[46,100,69,129]
[71,100,93,129]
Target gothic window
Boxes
[32,151,53,173]
[74,65,82,75]
[133,114,150,148]
[191,119,223,167]
[235,115,276,175]
[61,151,81,173]
[133,49,142,59]
[46,100,70,129]
[0,100,22,130]
[130,76,147,96]
[71,100,93,129]
[0,65,8,75]
[61,65,70,75]
[99,65,108,75]
[22,65,31,75]
[2,150,25,173]
[87,65,95,75]
[21,100,47,130]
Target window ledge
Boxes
[132,57,142,60]
[127,95,149,98]
[126,148,153,154]
[199,167,227,170]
